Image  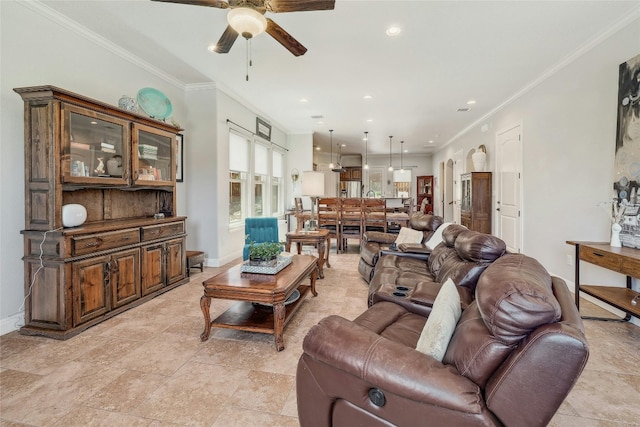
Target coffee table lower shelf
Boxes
[211,285,310,334]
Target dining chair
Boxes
[294,197,310,231]
[318,197,342,253]
[340,198,363,252]
[363,198,387,234]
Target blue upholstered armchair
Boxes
[243,217,281,260]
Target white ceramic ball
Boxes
[62,204,87,227]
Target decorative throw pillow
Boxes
[415,278,462,361]
[394,227,424,245]
[424,222,453,250]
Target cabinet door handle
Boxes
[592,252,604,257]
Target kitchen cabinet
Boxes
[16,85,188,339]
[340,167,362,181]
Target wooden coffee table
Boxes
[285,228,330,278]
[200,254,318,351]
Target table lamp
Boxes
[302,171,325,231]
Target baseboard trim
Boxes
[0,312,24,336]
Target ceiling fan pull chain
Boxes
[246,38,250,81]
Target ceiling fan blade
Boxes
[267,0,335,13]
[150,0,229,9]
[265,18,307,56]
[213,25,239,53]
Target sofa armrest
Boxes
[398,243,432,255]
[363,231,398,244]
[302,315,484,414]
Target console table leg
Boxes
[200,295,212,342]
[273,302,286,351]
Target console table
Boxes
[567,241,640,321]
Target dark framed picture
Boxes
[176,133,184,182]
[256,117,272,141]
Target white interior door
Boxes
[496,123,523,253]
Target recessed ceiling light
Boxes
[90,121,98,125]
[363,95,373,100]
[300,98,309,103]
[467,100,476,105]
[316,121,324,125]
[428,140,434,144]
[366,118,373,122]
[404,149,408,153]
[341,144,346,147]
[386,26,401,36]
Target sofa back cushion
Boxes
[476,253,561,345]
[454,231,506,263]
[443,302,512,387]
[434,231,506,289]
[443,253,562,387]
[409,213,444,233]
[427,225,468,276]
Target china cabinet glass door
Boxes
[132,123,175,186]
[62,104,130,185]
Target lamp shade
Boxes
[227,7,267,39]
[302,171,325,197]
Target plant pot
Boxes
[249,257,278,267]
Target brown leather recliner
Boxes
[368,225,505,316]
[358,213,444,283]
[297,253,589,427]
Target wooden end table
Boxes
[200,254,318,351]
[285,228,331,279]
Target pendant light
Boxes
[400,140,404,172]
[388,136,394,172]
[329,129,334,169]
[363,131,369,170]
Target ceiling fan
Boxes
[151,0,335,56]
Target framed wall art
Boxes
[256,117,271,141]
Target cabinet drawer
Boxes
[580,246,621,272]
[141,222,184,241]
[72,229,140,256]
[620,256,640,277]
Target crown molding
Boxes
[20,0,186,90]
[443,6,640,148]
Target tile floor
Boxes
[1,246,639,426]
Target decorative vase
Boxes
[62,204,87,228]
[472,151,487,172]
[610,223,622,247]
[118,95,138,112]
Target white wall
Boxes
[0,1,187,333]
[432,16,640,324]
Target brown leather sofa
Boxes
[358,213,444,283]
[368,224,506,316]
[297,253,589,427]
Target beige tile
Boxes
[49,406,152,427]
[230,370,295,413]
[132,361,249,426]
[212,405,299,427]
[565,369,640,424]
[84,370,168,412]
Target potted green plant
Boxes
[248,241,283,266]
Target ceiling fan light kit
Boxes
[152,0,335,57]
[227,7,266,39]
